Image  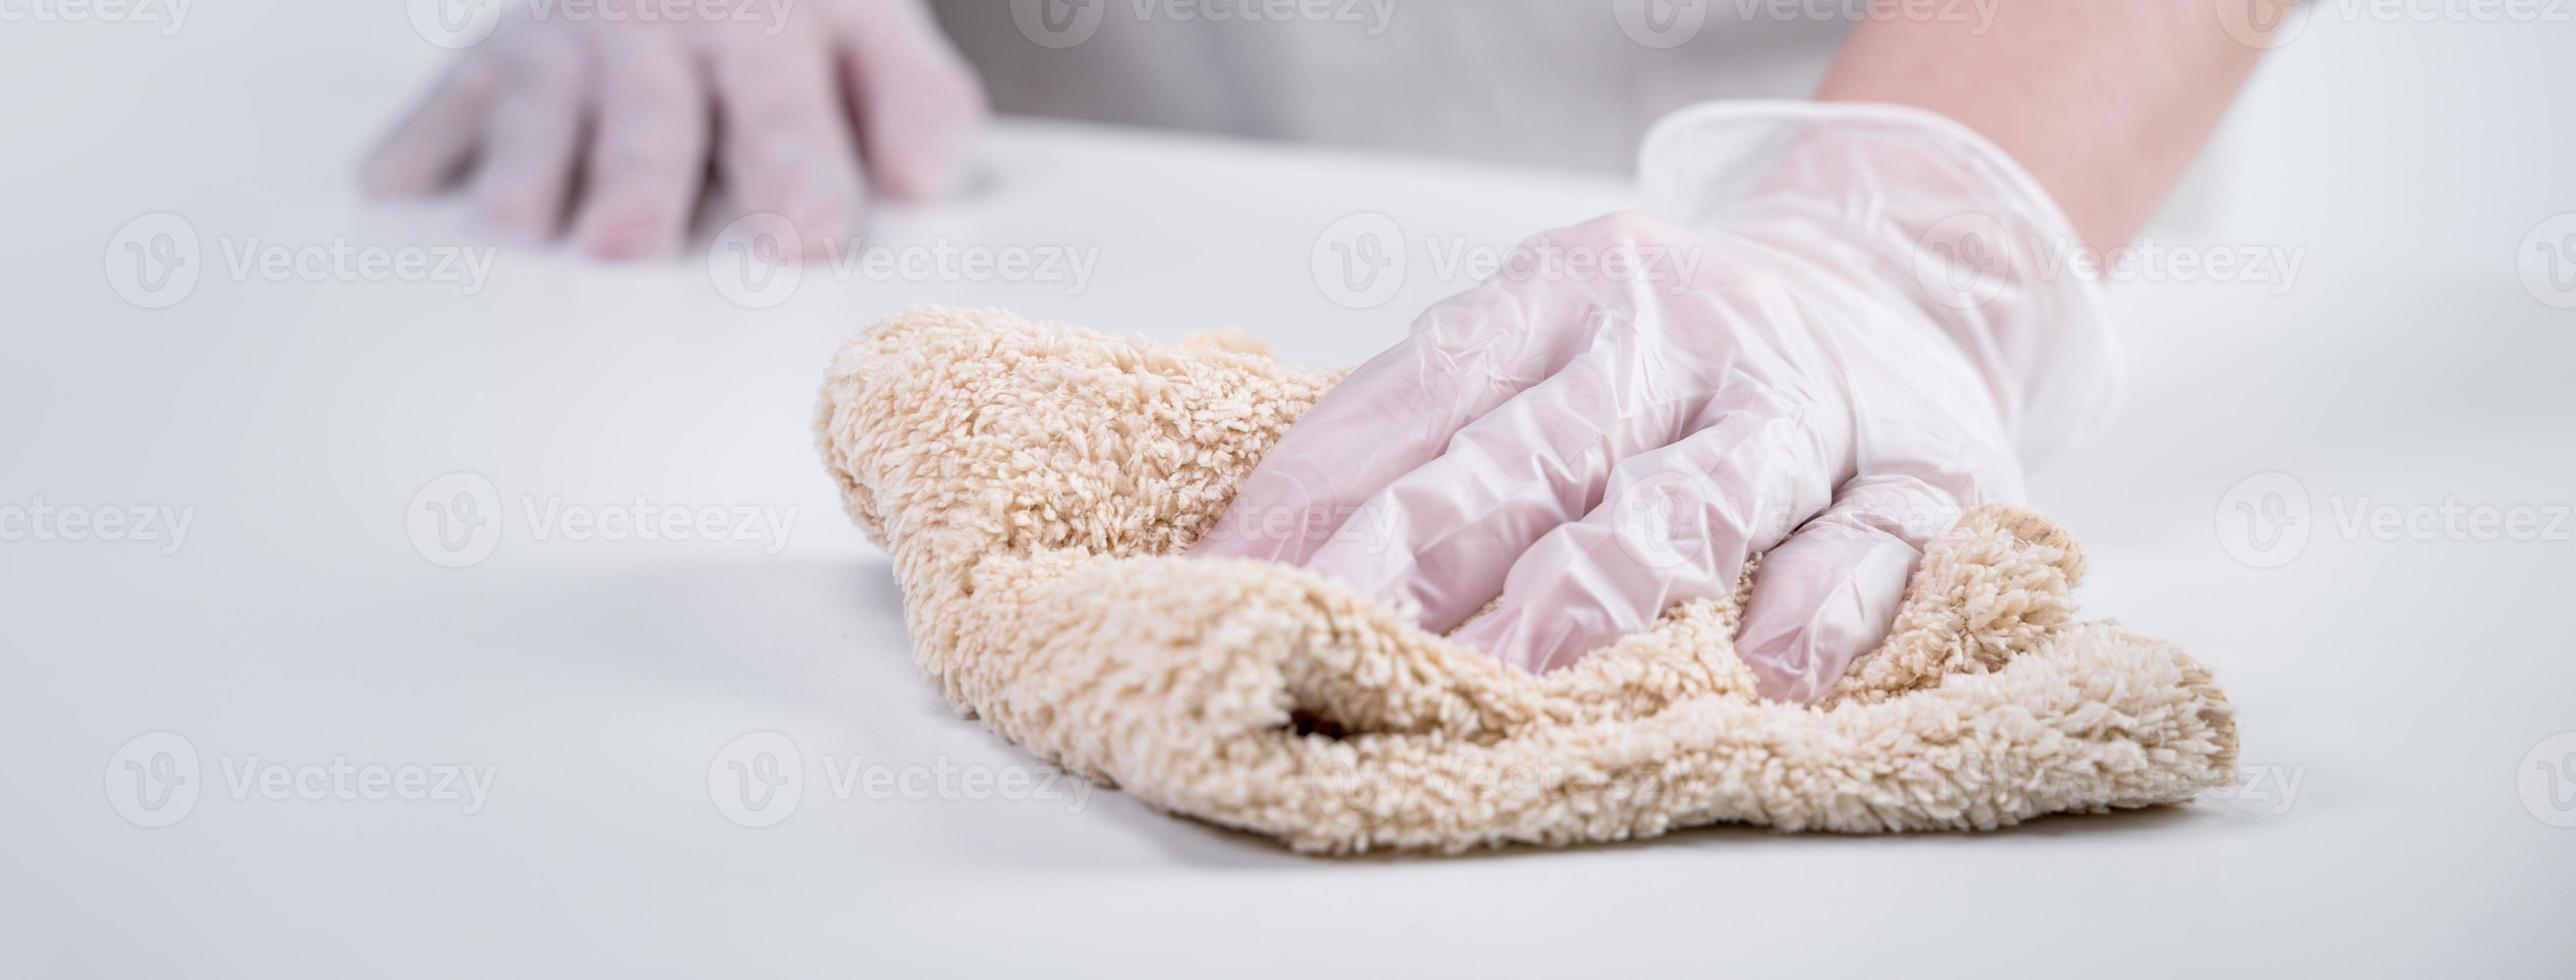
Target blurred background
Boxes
[2,3,2572,977]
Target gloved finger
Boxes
[362,58,505,197]
[1733,472,1968,704]
[1298,315,1718,633]
[708,31,865,261]
[1188,234,1634,566]
[568,31,709,260]
[466,38,587,241]
[1446,405,1842,674]
[836,0,989,200]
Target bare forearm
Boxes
[1816,2,2276,249]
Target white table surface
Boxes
[5,6,2573,978]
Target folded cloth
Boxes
[815,306,2238,854]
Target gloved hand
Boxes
[1191,103,2118,703]
[363,0,985,260]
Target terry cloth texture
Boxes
[816,306,2239,854]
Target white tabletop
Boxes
[5,6,2573,978]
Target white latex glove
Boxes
[363,0,985,259]
[1192,102,2118,703]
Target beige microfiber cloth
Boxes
[815,306,2239,854]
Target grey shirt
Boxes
[928,0,1854,172]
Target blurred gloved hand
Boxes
[363,0,985,260]
[1191,103,2119,703]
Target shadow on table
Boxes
[1089,796,2235,869]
